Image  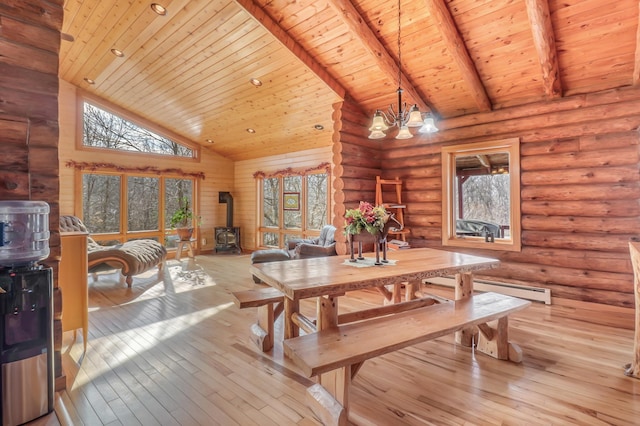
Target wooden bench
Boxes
[232,287,284,352]
[283,292,530,425]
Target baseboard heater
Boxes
[423,276,551,305]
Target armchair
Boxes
[287,225,337,259]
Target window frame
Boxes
[256,168,330,249]
[76,169,198,248]
[441,138,521,252]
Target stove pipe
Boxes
[218,191,234,227]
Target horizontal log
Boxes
[0,90,58,120]
[0,116,28,144]
[0,41,58,76]
[29,146,58,175]
[406,214,440,227]
[337,131,382,150]
[522,215,640,234]
[522,230,635,252]
[521,165,639,186]
[521,182,640,201]
[342,178,377,192]
[520,137,579,156]
[578,131,638,151]
[340,166,383,180]
[489,261,632,293]
[0,172,29,198]
[442,86,640,131]
[521,200,640,217]
[0,0,63,31]
[402,202,441,215]
[383,165,441,181]
[521,145,638,171]
[499,247,631,274]
[0,16,60,53]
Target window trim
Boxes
[255,167,331,249]
[441,138,521,252]
[77,90,201,161]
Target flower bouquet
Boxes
[344,201,389,236]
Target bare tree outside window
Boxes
[83,174,121,233]
[83,102,194,158]
[306,173,327,230]
[128,176,160,231]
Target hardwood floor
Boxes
[54,254,640,425]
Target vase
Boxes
[176,227,194,241]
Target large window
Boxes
[82,171,196,249]
[257,168,330,248]
[441,138,521,251]
[81,98,197,159]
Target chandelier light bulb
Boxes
[368,129,386,139]
[418,115,439,134]
[368,110,389,131]
[406,105,423,127]
[395,125,413,139]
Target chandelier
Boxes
[368,0,438,139]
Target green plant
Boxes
[170,197,194,229]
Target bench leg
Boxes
[307,366,351,426]
[476,316,523,362]
[251,301,283,352]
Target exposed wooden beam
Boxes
[634,0,640,85]
[233,0,347,100]
[423,0,491,112]
[525,0,562,98]
[325,0,432,113]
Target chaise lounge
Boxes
[59,215,167,287]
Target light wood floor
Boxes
[52,253,640,425]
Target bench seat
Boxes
[285,291,530,377]
[283,292,530,425]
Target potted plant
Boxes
[170,197,194,241]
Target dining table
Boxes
[249,247,500,343]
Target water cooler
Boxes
[0,201,53,426]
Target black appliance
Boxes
[216,192,241,253]
[0,266,53,426]
[0,201,53,426]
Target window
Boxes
[81,171,196,249]
[441,138,521,251]
[257,168,330,248]
[81,98,196,158]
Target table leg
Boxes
[455,272,476,346]
[317,295,339,330]
[284,297,300,339]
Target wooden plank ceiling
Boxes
[59,0,640,161]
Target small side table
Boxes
[176,238,196,261]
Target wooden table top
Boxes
[250,247,499,300]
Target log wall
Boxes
[376,87,640,308]
[332,98,383,255]
[0,0,64,388]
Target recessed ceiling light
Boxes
[314,124,324,131]
[246,128,256,133]
[83,77,95,84]
[250,78,262,87]
[151,3,167,15]
[206,139,213,144]
[111,48,124,57]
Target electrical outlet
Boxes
[201,238,207,245]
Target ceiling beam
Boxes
[325,0,432,113]
[423,0,491,112]
[525,0,562,98]
[234,0,347,100]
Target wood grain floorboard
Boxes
[47,254,640,425]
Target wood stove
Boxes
[216,192,241,253]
